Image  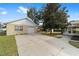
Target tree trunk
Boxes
[50,29,52,35]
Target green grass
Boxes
[0,35,18,56]
[69,41,79,48]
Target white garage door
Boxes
[27,28,35,34]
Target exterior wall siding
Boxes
[7,24,15,35]
[7,24,36,35]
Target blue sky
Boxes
[0,3,44,23]
[61,3,79,21]
[0,3,79,23]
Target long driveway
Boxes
[15,34,79,56]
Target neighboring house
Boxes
[37,20,43,31]
[64,20,79,36]
[6,17,37,35]
[0,23,6,32]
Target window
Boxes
[15,25,23,31]
[68,31,71,33]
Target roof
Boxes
[5,17,37,26]
[70,20,79,24]
[6,17,33,24]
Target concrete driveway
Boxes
[15,34,79,56]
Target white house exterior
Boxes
[6,17,37,35]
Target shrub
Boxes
[0,31,6,36]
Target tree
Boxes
[56,7,69,33]
[41,3,69,32]
[27,8,35,20]
[42,3,60,30]
[27,8,39,24]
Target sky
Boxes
[61,3,79,21]
[0,3,79,23]
[0,3,44,23]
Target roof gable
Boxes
[6,17,37,26]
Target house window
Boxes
[15,25,23,31]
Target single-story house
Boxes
[64,20,79,36]
[6,17,37,35]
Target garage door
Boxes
[27,28,35,34]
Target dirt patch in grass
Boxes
[0,35,18,56]
[69,41,79,48]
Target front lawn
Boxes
[0,35,18,56]
[69,41,79,48]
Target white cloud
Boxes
[17,6,29,14]
[0,7,7,15]
[68,12,79,21]
[17,9,22,13]
[1,11,7,15]
[0,7,5,10]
